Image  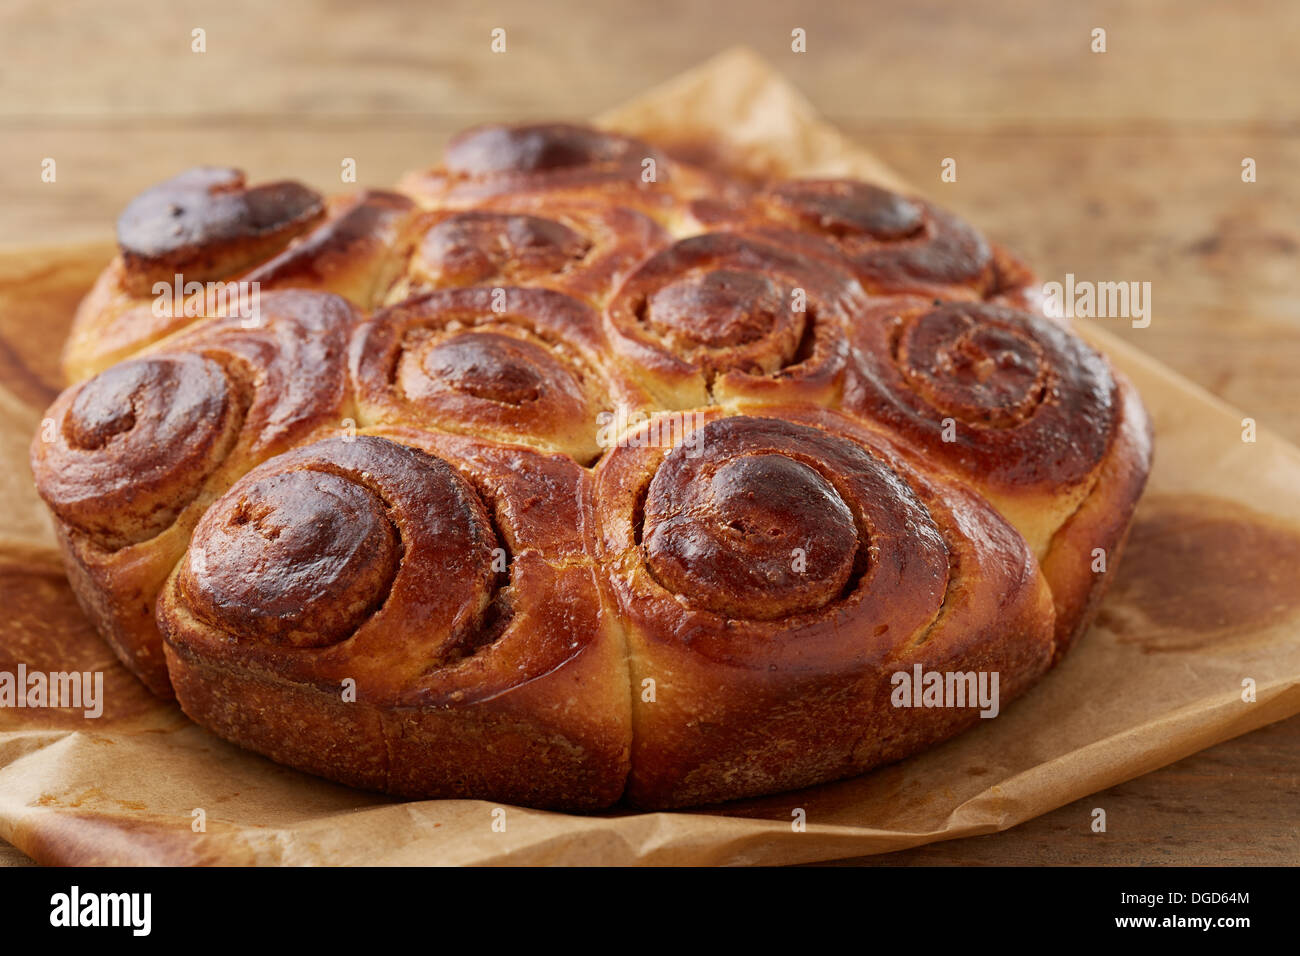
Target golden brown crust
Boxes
[158,432,631,808]
[988,243,1046,314]
[63,183,415,384]
[115,167,326,297]
[62,168,329,383]
[384,197,670,308]
[243,190,419,308]
[64,261,192,383]
[602,231,865,409]
[841,297,1151,649]
[842,297,1120,554]
[31,291,359,695]
[398,122,741,227]
[1039,373,1153,659]
[351,286,651,463]
[691,178,1038,302]
[38,121,1152,810]
[592,406,1054,808]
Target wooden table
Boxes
[1,0,1296,865]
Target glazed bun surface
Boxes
[35,122,1151,808]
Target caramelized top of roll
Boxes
[408,123,664,203]
[844,298,1117,491]
[388,199,668,307]
[35,354,244,549]
[445,123,660,177]
[352,286,646,462]
[692,178,1011,300]
[636,415,945,626]
[164,431,610,703]
[424,211,592,282]
[178,436,495,652]
[397,123,745,225]
[244,190,418,308]
[603,232,863,408]
[32,290,359,550]
[594,406,1050,673]
[116,167,324,295]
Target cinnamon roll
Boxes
[693,178,1038,304]
[116,167,326,297]
[593,407,1055,808]
[383,197,669,308]
[397,122,736,227]
[843,298,1152,655]
[350,286,650,463]
[31,291,358,694]
[37,119,1153,809]
[64,177,418,383]
[157,431,631,809]
[243,190,419,308]
[602,232,866,410]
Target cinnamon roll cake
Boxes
[31,122,1152,809]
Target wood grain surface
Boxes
[0,0,1296,865]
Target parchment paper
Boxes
[1,48,1298,866]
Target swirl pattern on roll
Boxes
[694,178,1035,302]
[244,190,419,309]
[37,292,356,544]
[646,419,945,626]
[602,232,864,409]
[115,167,325,296]
[159,430,631,807]
[595,406,1055,806]
[599,412,953,664]
[44,120,1152,809]
[175,436,497,663]
[843,298,1116,494]
[66,180,416,383]
[169,430,602,684]
[385,198,669,308]
[397,123,740,225]
[33,354,244,550]
[31,290,359,694]
[351,286,648,462]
